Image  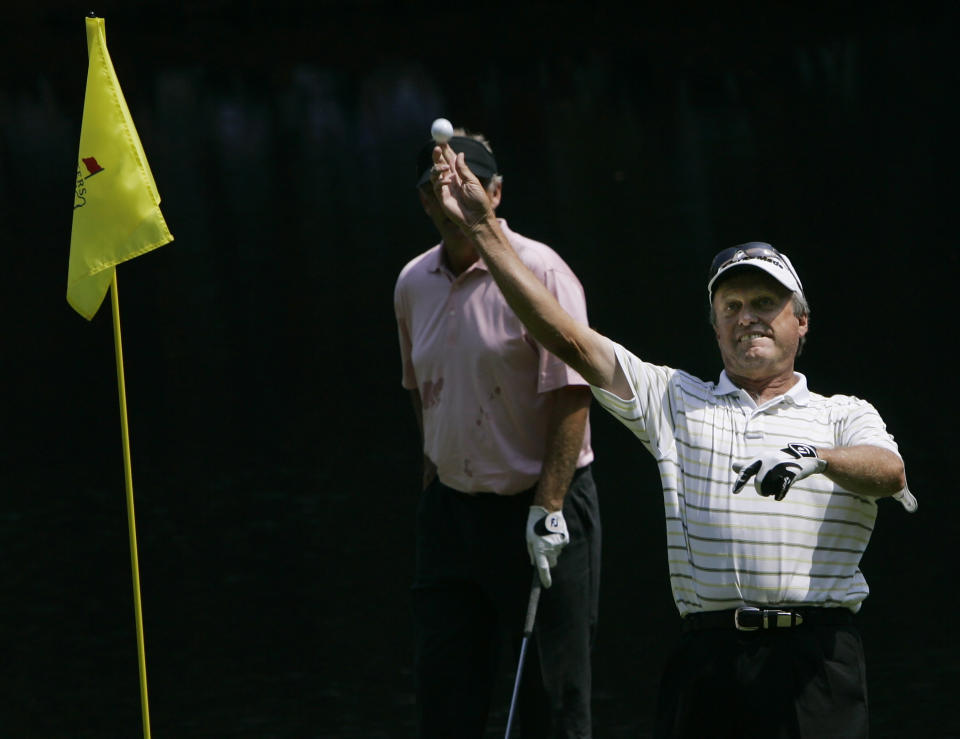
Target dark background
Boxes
[2,1,957,736]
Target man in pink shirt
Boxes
[394,131,601,738]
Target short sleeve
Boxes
[393,277,418,390]
[590,341,678,458]
[836,398,901,457]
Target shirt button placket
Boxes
[744,411,764,442]
[446,288,457,344]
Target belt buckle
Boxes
[734,606,803,631]
[734,606,761,631]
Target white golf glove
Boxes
[732,443,828,501]
[526,506,569,589]
[893,487,918,512]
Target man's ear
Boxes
[487,180,503,210]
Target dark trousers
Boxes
[655,623,869,738]
[412,466,601,739]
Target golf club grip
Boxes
[523,574,542,636]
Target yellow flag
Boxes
[68,16,173,319]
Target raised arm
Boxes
[430,144,628,396]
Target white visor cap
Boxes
[708,243,805,301]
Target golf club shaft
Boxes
[504,572,542,739]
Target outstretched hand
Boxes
[430,144,495,232]
[732,443,827,501]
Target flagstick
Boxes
[110,271,152,739]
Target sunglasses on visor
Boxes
[708,243,802,287]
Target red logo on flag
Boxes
[82,157,104,176]
[75,156,104,209]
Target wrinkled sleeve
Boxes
[589,341,676,458]
[836,397,901,457]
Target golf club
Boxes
[504,570,542,739]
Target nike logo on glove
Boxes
[732,443,827,501]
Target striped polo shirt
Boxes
[591,341,903,616]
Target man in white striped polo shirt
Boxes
[425,144,917,738]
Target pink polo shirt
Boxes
[394,220,594,495]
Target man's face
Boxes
[712,271,808,380]
[418,183,458,238]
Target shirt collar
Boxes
[713,371,740,397]
[713,370,811,407]
[425,245,448,274]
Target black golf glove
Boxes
[732,443,827,501]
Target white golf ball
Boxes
[431,117,454,143]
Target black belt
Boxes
[682,606,854,633]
